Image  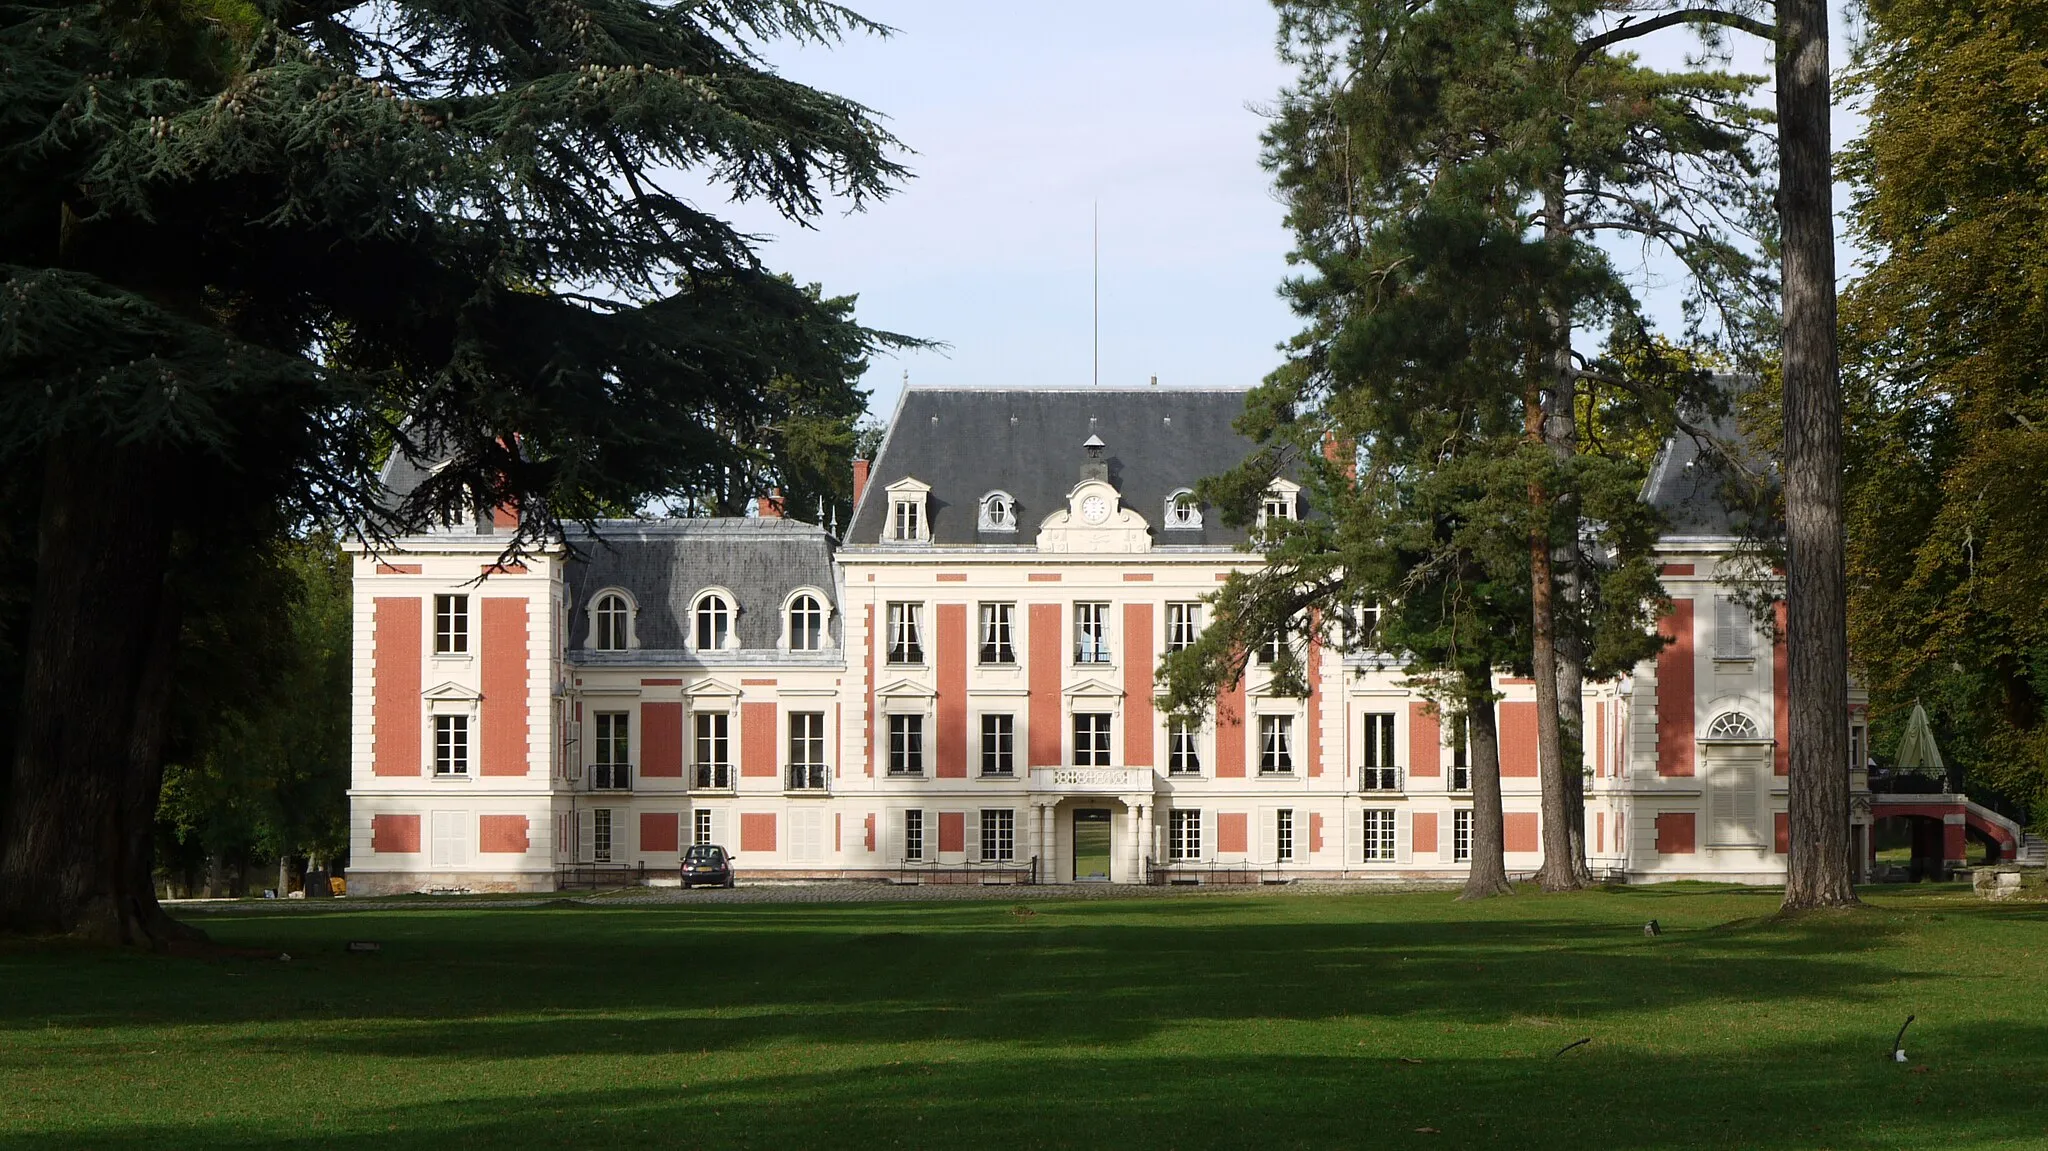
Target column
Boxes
[1037,802,1056,883]
[1126,798,1147,884]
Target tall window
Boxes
[788,594,824,651]
[592,808,612,864]
[1453,809,1472,862]
[889,714,925,775]
[1073,713,1112,766]
[1258,715,1295,774]
[904,808,925,861]
[1169,810,1202,861]
[694,593,731,650]
[1346,604,1380,650]
[980,714,1015,776]
[434,594,469,654]
[694,809,713,846]
[891,499,923,542]
[980,809,1015,861]
[886,602,924,664]
[1363,809,1396,862]
[1166,602,1201,653]
[1450,715,1471,791]
[592,593,628,651]
[788,712,826,790]
[1167,717,1203,775]
[1714,596,1754,658]
[1257,619,1297,665]
[693,712,730,789]
[593,711,630,790]
[978,603,1015,664]
[1276,809,1295,863]
[434,714,469,776]
[1074,602,1110,664]
[1362,712,1398,790]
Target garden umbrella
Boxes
[1894,701,1945,771]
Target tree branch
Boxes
[1575,9,1776,67]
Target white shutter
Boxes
[789,809,823,863]
[576,809,595,863]
[1357,809,1370,864]
[431,811,471,869]
[1200,810,1217,861]
[1396,808,1414,864]
[1716,598,1751,658]
[1257,808,1278,865]
[967,813,983,863]
[1439,813,1455,864]
[708,808,729,851]
[887,809,905,863]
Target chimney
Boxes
[757,487,785,519]
[1322,433,1357,482]
[852,458,871,508]
[1080,433,1109,483]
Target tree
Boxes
[0,0,909,943]
[1839,0,2048,820]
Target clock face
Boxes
[1081,495,1110,524]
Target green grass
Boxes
[3,885,2046,1149]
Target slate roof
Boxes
[844,387,1273,548]
[562,518,840,657]
[1644,390,1770,539]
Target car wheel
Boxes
[724,876,735,889]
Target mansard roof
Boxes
[844,387,1270,548]
[563,518,839,654]
[1644,386,1770,540]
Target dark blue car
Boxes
[682,844,735,889]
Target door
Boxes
[1073,808,1112,882]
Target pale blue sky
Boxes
[721,2,1862,423]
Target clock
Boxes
[1081,495,1110,524]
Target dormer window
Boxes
[893,500,923,540]
[1164,489,1202,530]
[1258,480,1301,527]
[786,591,828,652]
[693,592,733,651]
[595,594,629,651]
[883,477,932,544]
[979,491,1016,532]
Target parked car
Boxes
[682,844,735,889]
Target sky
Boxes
[717,1,1866,424]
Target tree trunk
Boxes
[1543,178,1592,888]
[1527,374,1577,892]
[1776,0,1857,910]
[0,436,202,944]
[1460,669,1515,900]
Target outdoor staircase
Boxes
[1963,798,2044,868]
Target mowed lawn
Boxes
[3,886,2046,1149]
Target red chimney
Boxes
[757,488,785,519]
[852,459,871,508]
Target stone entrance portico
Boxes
[1029,767,1155,883]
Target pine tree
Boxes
[0,0,909,942]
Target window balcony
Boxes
[1360,766,1403,793]
[693,762,734,791]
[1449,765,1471,793]
[590,763,633,792]
[786,762,830,793]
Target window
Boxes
[1169,810,1202,862]
[1715,597,1754,658]
[1260,489,1296,525]
[1257,617,1300,666]
[978,603,1015,664]
[1166,602,1202,653]
[1453,809,1472,862]
[788,712,826,790]
[693,712,731,789]
[1164,489,1202,530]
[1362,712,1398,790]
[694,593,731,651]
[434,594,469,654]
[886,602,924,664]
[1705,711,1762,740]
[1074,602,1110,664]
[590,593,628,651]
[980,714,1015,776]
[789,594,825,651]
[904,809,925,861]
[694,809,713,846]
[889,714,925,776]
[1851,723,1869,771]
[1073,713,1112,766]
[593,711,630,790]
[1363,809,1396,862]
[1346,604,1380,650]
[980,809,1015,861]
[979,491,1016,532]
[434,714,469,776]
[1258,715,1295,775]
[1450,714,1470,791]
[592,808,613,864]
[1167,716,1203,775]
[1276,809,1295,863]
[891,498,924,542]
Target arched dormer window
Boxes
[786,590,829,652]
[979,491,1016,532]
[1704,711,1763,740]
[1164,488,1202,530]
[693,591,734,651]
[587,589,637,651]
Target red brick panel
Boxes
[1596,811,1606,853]
[1028,604,1062,766]
[1217,812,1248,854]
[479,814,530,854]
[1944,820,1968,862]
[1661,563,1695,576]
[1413,812,1438,855]
[864,603,876,776]
[1306,633,1323,777]
[1773,811,1789,854]
[865,813,877,853]
[1773,600,1790,776]
[740,702,777,778]
[1657,600,1696,777]
[1216,676,1246,778]
[639,812,679,855]
[641,701,683,777]
[371,813,420,853]
[372,598,422,777]
[1504,811,1539,854]
[936,603,967,778]
[1408,701,1441,778]
[1123,603,1155,766]
[1595,700,1607,777]
[938,811,965,854]
[374,563,422,575]
[480,598,530,776]
[1499,702,1539,778]
[740,812,777,852]
[1655,812,1696,854]
[1310,812,1325,854]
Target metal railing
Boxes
[1360,766,1403,793]
[786,762,829,792]
[591,763,633,791]
[1146,857,1267,886]
[694,762,734,790]
[557,863,647,890]
[894,855,1039,885]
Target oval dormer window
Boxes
[979,491,1016,532]
[1164,489,1202,530]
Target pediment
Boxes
[1062,677,1125,699]
[876,678,939,699]
[421,681,481,702]
[685,676,741,700]
[1036,480,1153,554]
